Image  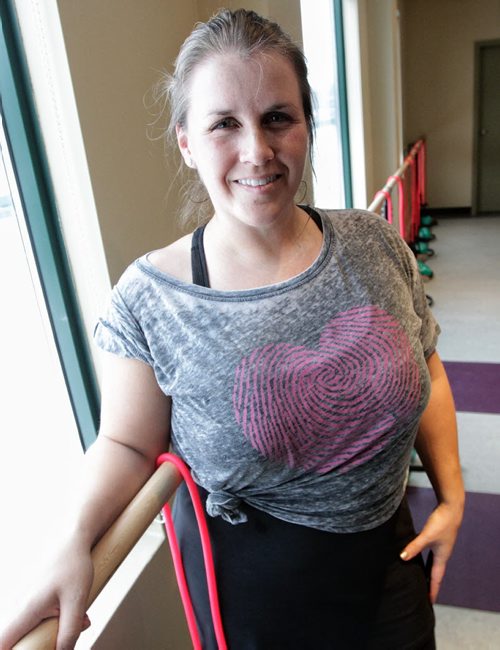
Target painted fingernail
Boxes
[400,550,409,560]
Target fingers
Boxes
[429,555,447,603]
[0,598,58,650]
[0,546,95,650]
[399,537,447,602]
[400,502,461,564]
[399,533,427,562]
[399,524,453,604]
[0,617,38,650]
[56,596,90,650]
[0,607,91,650]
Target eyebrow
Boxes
[207,109,233,117]
[265,103,299,112]
[206,103,299,117]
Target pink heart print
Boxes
[233,305,421,474]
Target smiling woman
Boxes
[0,9,463,650]
[149,50,322,292]
[176,53,308,229]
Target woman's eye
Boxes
[211,117,237,130]
[265,112,291,125]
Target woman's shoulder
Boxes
[110,232,195,299]
[320,207,405,245]
[145,232,193,283]
[317,207,414,270]
[320,207,388,228]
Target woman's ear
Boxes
[176,124,196,169]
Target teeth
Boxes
[238,175,277,187]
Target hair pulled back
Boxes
[154,9,315,227]
[166,8,315,145]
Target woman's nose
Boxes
[240,128,274,165]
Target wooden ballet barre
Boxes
[13,461,182,650]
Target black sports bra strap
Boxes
[300,205,323,232]
[191,224,210,287]
[191,207,323,288]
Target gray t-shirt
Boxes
[94,209,439,533]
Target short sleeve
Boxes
[94,284,153,365]
[409,252,441,358]
[366,211,440,359]
[397,230,441,359]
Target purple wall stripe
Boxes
[443,361,500,414]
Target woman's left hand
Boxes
[399,500,464,603]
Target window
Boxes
[300,0,352,208]
[0,112,83,599]
[0,0,99,608]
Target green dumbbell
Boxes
[418,260,434,278]
[414,241,435,256]
[418,226,435,241]
[420,214,437,227]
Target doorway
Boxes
[472,39,500,215]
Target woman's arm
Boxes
[400,351,465,602]
[0,352,172,650]
[70,352,172,548]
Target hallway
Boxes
[407,215,500,649]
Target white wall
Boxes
[400,0,500,208]
[362,0,403,197]
[57,0,199,283]
[56,0,308,284]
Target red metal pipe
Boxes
[418,139,426,206]
[407,156,419,241]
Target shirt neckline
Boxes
[138,208,333,301]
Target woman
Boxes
[0,9,463,650]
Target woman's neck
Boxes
[202,206,323,291]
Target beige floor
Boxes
[409,215,500,649]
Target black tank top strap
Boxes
[300,204,323,232]
[191,208,322,288]
[191,224,210,287]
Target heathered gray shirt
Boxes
[94,209,439,533]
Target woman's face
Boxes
[177,51,309,229]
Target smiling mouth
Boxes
[236,175,280,187]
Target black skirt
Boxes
[172,483,435,650]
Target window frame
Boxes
[0,0,99,449]
[333,0,353,208]
[300,0,353,209]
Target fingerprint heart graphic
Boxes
[233,305,421,474]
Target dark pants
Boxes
[172,485,435,650]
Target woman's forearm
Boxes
[64,435,159,550]
[414,352,465,512]
[65,354,172,550]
